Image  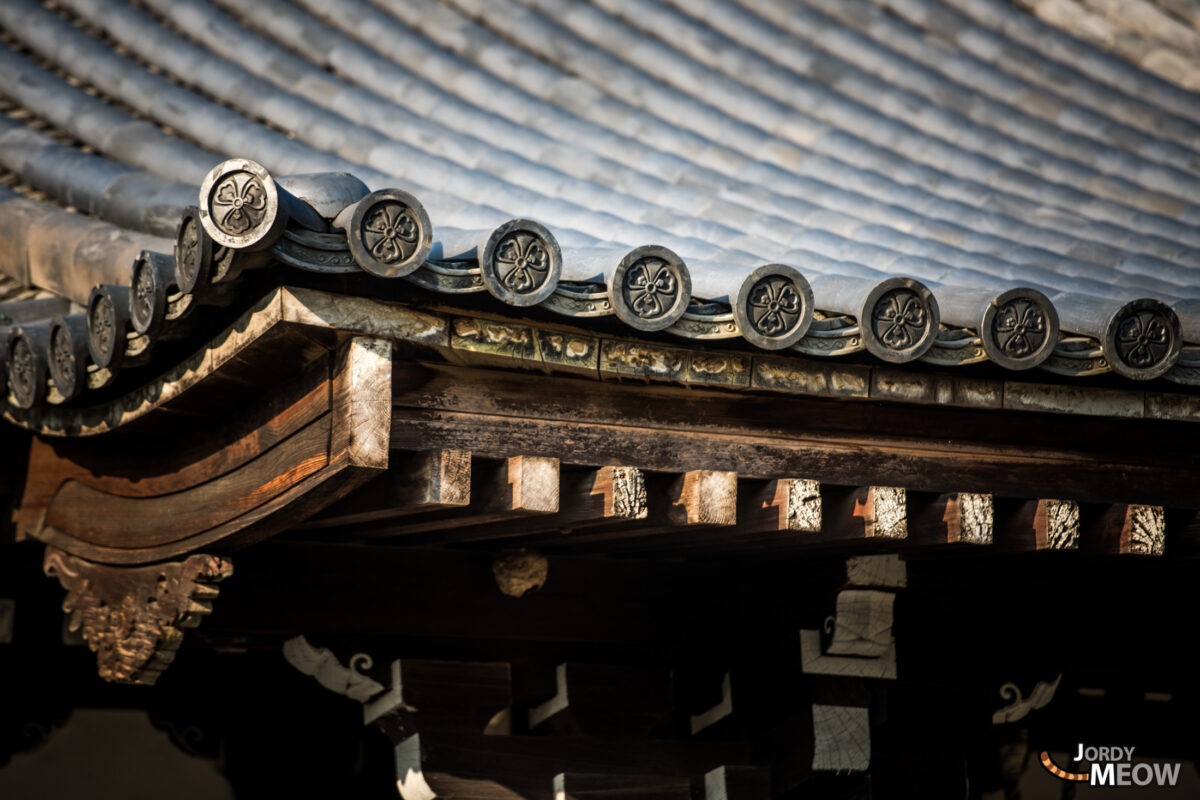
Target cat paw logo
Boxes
[1041,746,1182,787]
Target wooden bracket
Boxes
[43,546,232,685]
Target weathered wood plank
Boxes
[390,364,1200,507]
[551,478,818,556]
[381,466,646,545]
[356,456,559,538]
[302,449,471,529]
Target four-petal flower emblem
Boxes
[363,203,419,264]
[873,291,927,349]
[749,277,801,336]
[496,233,549,293]
[211,172,267,236]
[993,300,1046,357]
[625,258,678,319]
[1118,311,1170,368]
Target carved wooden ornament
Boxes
[43,547,233,685]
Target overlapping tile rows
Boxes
[1,0,1200,413]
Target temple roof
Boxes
[4,0,1200,420]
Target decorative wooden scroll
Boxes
[14,333,392,565]
[43,546,232,685]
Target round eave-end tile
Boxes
[1106,299,1182,380]
[130,252,165,337]
[198,158,284,252]
[481,219,561,307]
[735,264,814,350]
[86,288,124,370]
[173,206,212,295]
[609,245,691,332]
[981,287,1060,370]
[48,319,84,401]
[861,277,939,363]
[7,332,45,410]
[347,188,432,278]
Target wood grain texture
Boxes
[1084,504,1165,556]
[909,492,993,546]
[16,334,395,564]
[553,477,819,556]
[995,499,1081,552]
[669,471,737,526]
[373,466,646,545]
[827,486,908,541]
[742,478,821,534]
[303,449,471,529]
[354,456,560,539]
[391,364,1200,507]
[331,336,392,471]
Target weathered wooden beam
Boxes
[376,466,647,545]
[556,478,819,556]
[994,499,1080,551]
[301,449,471,529]
[353,455,559,538]
[907,492,993,547]
[392,363,1200,508]
[1083,504,1165,556]
[534,470,736,552]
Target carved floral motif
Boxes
[1117,310,1172,368]
[748,276,802,336]
[871,290,928,350]
[9,337,35,401]
[362,202,419,264]
[210,171,268,236]
[494,231,550,294]
[133,261,156,329]
[623,258,678,320]
[51,326,76,391]
[992,299,1047,357]
[43,547,233,685]
[88,295,115,361]
[177,216,201,286]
